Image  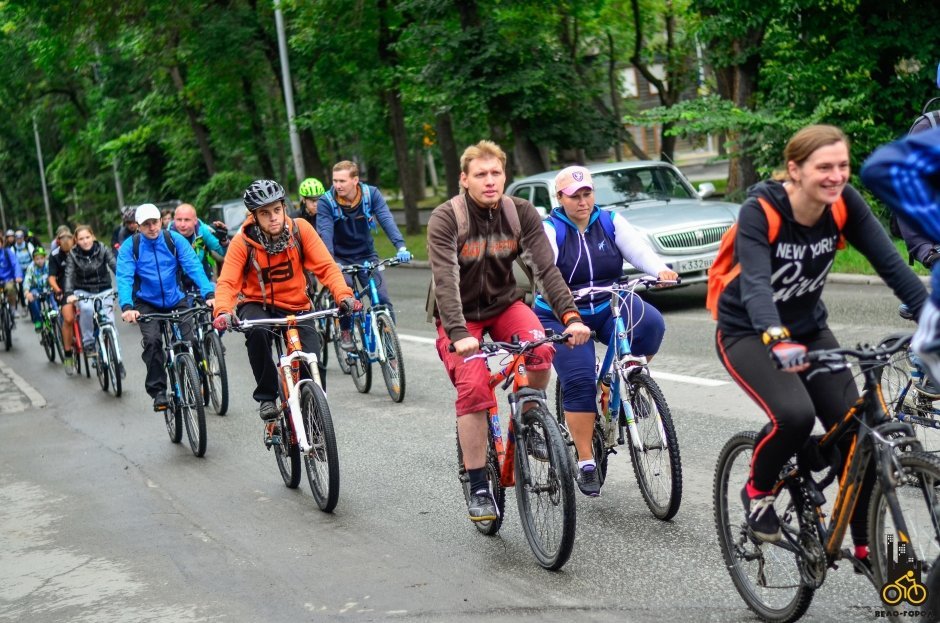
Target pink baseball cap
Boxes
[554,166,593,196]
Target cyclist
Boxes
[861,126,940,389]
[111,207,138,250]
[293,177,325,230]
[536,165,678,496]
[48,228,76,374]
[0,237,22,317]
[714,125,926,563]
[64,225,118,368]
[3,229,13,248]
[168,203,227,287]
[427,140,591,522]
[24,247,51,332]
[12,229,34,314]
[317,161,412,351]
[211,179,356,424]
[117,203,217,411]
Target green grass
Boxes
[833,239,928,276]
[372,227,429,261]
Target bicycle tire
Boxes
[42,323,56,362]
[301,383,340,512]
[876,334,940,453]
[456,425,506,536]
[52,317,65,363]
[2,305,12,351]
[924,561,940,622]
[105,331,121,397]
[165,366,183,444]
[514,404,577,570]
[314,290,332,369]
[204,332,229,415]
[95,338,109,392]
[349,315,372,394]
[376,313,405,402]
[713,432,814,623]
[274,406,302,489]
[73,338,83,377]
[82,346,90,378]
[624,372,682,520]
[553,380,608,481]
[869,450,940,601]
[177,353,207,457]
[332,317,351,375]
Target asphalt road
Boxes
[0,268,918,622]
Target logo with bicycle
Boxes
[878,534,929,616]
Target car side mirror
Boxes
[697,182,716,199]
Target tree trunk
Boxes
[169,64,217,176]
[510,120,547,175]
[414,151,426,200]
[299,128,328,183]
[241,76,275,179]
[436,112,461,197]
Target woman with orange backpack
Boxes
[712,125,926,565]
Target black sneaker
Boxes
[153,392,169,412]
[527,429,549,462]
[741,486,782,543]
[339,330,355,352]
[467,489,498,522]
[259,400,278,421]
[577,464,601,497]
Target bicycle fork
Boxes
[279,350,322,455]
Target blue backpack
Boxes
[549,208,616,250]
[321,183,376,232]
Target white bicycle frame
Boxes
[77,291,123,371]
[238,308,338,456]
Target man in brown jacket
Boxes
[428,140,591,522]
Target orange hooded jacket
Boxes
[214,214,352,315]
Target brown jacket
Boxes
[427,193,580,342]
[214,215,352,315]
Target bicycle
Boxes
[714,336,940,622]
[553,276,682,520]
[0,294,15,351]
[334,258,406,402]
[190,301,229,416]
[139,306,208,457]
[312,287,334,370]
[454,331,577,570]
[232,308,342,512]
[37,293,64,363]
[74,291,124,397]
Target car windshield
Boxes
[592,167,695,206]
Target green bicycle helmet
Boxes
[299,177,325,199]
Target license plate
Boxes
[676,257,714,273]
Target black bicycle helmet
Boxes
[122,206,137,223]
[244,179,286,211]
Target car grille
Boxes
[656,225,730,250]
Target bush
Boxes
[194,171,255,213]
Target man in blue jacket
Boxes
[116,203,216,411]
[0,243,22,315]
[317,160,412,350]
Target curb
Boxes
[0,356,46,409]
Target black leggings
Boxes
[716,328,873,545]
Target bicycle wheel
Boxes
[82,346,90,378]
[204,332,229,415]
[376,313,405,402]
[165,368,183,444]
[514,404,576,570]
[713,432,814,623]
[877,335,940,453]
[52,317,65,363]
[301,383,340,512]
[274,407,302,489]
[924,562,940,622]
[314,290,332,369]
[105,331,121,397]
[73,339,83,377]
[332,317,351,375]
[177,353,207,457]
[869,450,940,601]
[41,323,56,362]
[349,315,372,394]
[457,425,506,536]
[553,380,607,481]
[623,371,682,520]
[2,305,12,351]
[95,339,109,392]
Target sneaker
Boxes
[339,330,355,352]
[577,464,601,497]
[527,428,550,462]
[741,486,782,543]
[259,400,278,421]
[33,321,42,332]
[467,489,498,522]
[63,356,75,376]
[153,392,169,412]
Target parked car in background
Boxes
[208,199,248,238]
[506,161,739,286]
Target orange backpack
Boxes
[705,197,848,320]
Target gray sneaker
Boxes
[577,464,601,497]
[467,490,498,522]
[259,400,278,421]
[63,356,75,376]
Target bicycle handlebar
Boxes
[570,276,681,301]
[138,305,210,324]
[805,335,911,370]
[448,330,574,357]
[339,257,404,274]
[230,308,340,331]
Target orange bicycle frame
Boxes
[486,350,532,488]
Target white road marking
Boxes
[0,356,46,408]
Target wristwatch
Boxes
[761,325,791,345]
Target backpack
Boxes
[549,207,616,250]
[425,194,529,323]
[241,219,316,309]
[132,230,177,261]
[321,183,376,232]
[705,196,848,320]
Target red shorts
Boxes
[435,301,554,417]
